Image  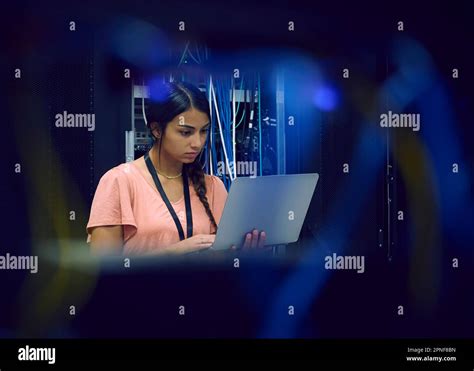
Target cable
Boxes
[233,74,244,118]
[258,73,262,176]
[178,41,189,66]
[178,41,200,66]
[210,77,234,182]
[141,78,147,126]
[186,48,201,64]
[217,79,230,166]
[220,78,232,184]
[232,77,236,179]
[208,76,214,175]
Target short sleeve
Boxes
[209,175,228,225]
[86,167,137,243]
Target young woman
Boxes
[86,81,266,255]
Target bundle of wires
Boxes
[207,76,235,190]
[237,73,262,176]
[205,73,262,190]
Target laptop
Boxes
[210,173,319,250]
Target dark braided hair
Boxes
[145,80,218,234]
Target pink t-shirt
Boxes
[86,161,228,255]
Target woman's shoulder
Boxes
[204,174,228,194]
[98,162,137,185]
[203,173,221,184]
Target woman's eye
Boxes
[201,128,209,134]
[180,131,191,136]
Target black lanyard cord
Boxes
[144,151,193,241]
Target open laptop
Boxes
[210,173,319,250]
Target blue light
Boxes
[107,17,169,69]
[313,84,339,111]
[147,76,169,102]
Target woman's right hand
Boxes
[167,234,216,255]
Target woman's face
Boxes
[154,108,210,163]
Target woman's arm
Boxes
[90,228,215,257]
[89,225,124,255]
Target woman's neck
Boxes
[149,145,183,177]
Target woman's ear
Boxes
[149,122,161,139]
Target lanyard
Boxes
[144,152,193,241]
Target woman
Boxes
[86,81,265,255]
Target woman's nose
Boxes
[191,135,202,149]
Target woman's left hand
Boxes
[231,229,270,252]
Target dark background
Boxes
[1,0,473,340]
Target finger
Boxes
[199,235,214,246]
[258,231,266,248]
[201,236,215,245]
[200,241,213,248]
[250,229,259,249]
[242,233,252,249]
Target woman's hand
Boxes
[231,229,269,252]
[164,234,215,255]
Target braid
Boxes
[186,162,218,234]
